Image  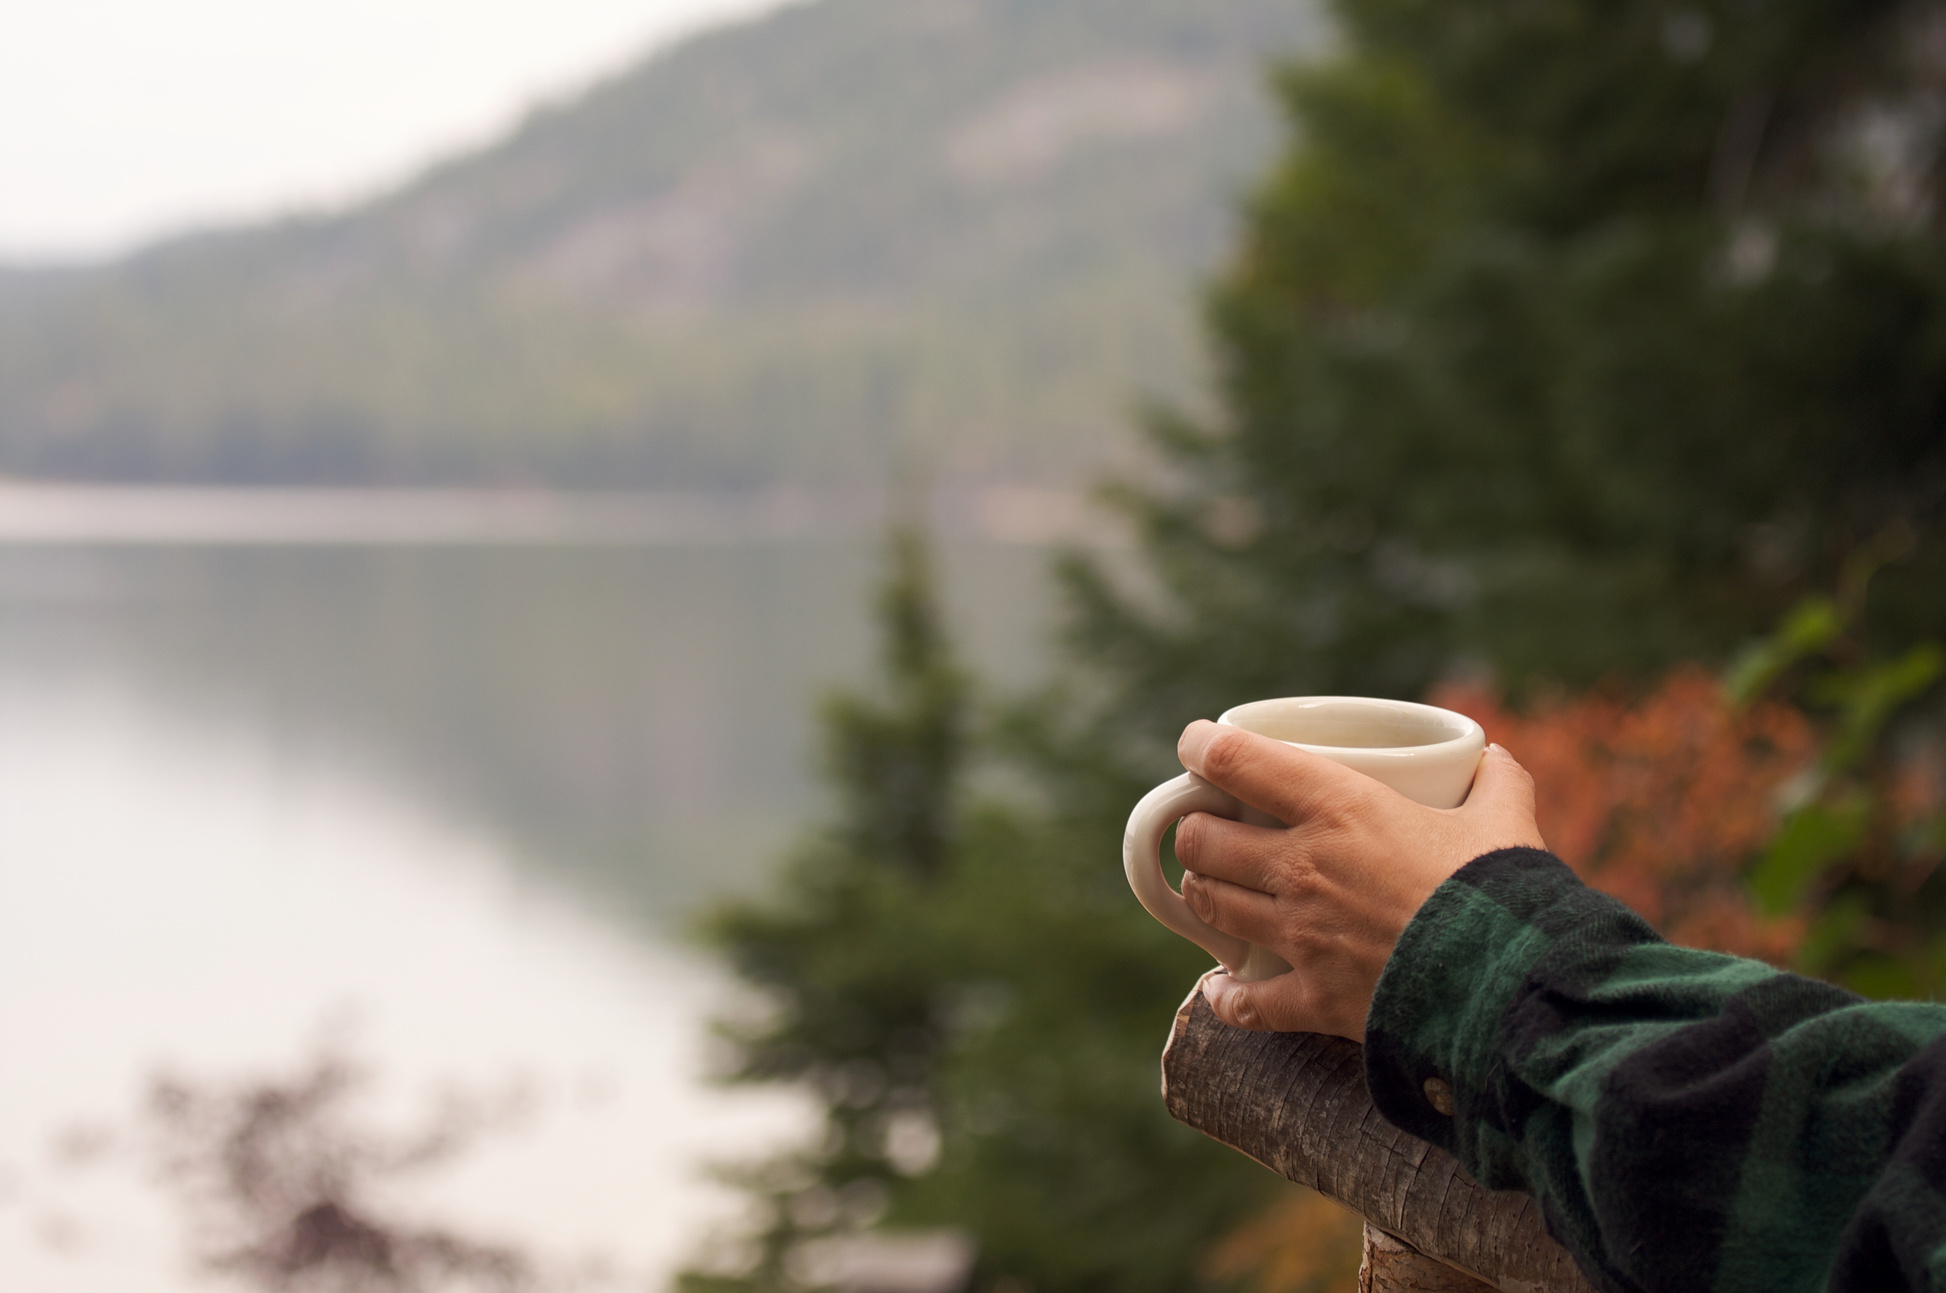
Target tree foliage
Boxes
[694,530,1279,1293]
[703,1,1946,1290]
[142,1046,537,1293]
[1068,0,1946,723]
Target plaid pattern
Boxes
[1364,847,1946,1293]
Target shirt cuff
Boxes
[1362,847,1649,1185]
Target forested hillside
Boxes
[0,0,1320,486]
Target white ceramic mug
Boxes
[1123,696,1486,982]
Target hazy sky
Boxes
[0,0,790,263]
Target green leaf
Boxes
[1794,893,1870,978]
[1748,797,1872,915]
[1841,953,1920,1002]
[1813,643,1945,771]
[1723,597,1844,705]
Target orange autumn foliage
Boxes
[1430,668,1817,962]
[1215,669,1819,1293]
[1204,1186,1364,1293]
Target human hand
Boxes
[1174,720,1545,1040]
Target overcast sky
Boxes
[0,0,791,263]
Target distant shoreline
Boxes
[0,483,1116,547]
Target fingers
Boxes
[1462,743,1547,850]
[1180,871,1282,947]
[1202,970,1314,1033]
[1173,811,1284,892]
[1178,720,1379,825]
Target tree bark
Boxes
[1361,1224,1498,1293]
[1161,975,1597,1293]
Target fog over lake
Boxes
[0,510,1056,1290]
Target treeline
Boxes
[698,2,1946,1292]
[0,0,1316,489]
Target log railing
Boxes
[1160,974,1597,1293]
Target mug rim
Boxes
[1215,695,1483,760]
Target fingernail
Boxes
[1178,720,1217,770]
[1202,973,1230,1012]
[1181,872,1208,918]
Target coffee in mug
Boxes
[1123,696,1485,982]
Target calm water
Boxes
[0,537,1054,1290]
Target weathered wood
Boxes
[1361,1225,1497,1293]
[1161,975,1597,1293]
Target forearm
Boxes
[1364,847,1946,1293]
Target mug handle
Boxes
[1123,772,1292,981]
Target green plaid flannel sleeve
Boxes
[1363,847,1946,1293]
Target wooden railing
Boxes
[1160,974,1598,1293]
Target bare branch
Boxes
[1161,977,1596,1293]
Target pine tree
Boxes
[1068,0,1946,732]
[689,526,972,1289]
[692,528,1278,1292]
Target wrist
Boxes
[1362,848,1597,1162]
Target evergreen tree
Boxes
[689,526,973,1290]
[1069,0,1946,734]
[692,528,1276,1293]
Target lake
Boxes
[0,506,1063,1291]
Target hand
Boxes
[1174,720,1545,1040]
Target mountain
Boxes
[0,0,1321,488]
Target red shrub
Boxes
[1430,669,1816,962]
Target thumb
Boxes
[1461,742,1545,850]
[1202,970,1307,1033]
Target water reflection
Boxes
[0,538,1052,1290]
[0,541,1051,924]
